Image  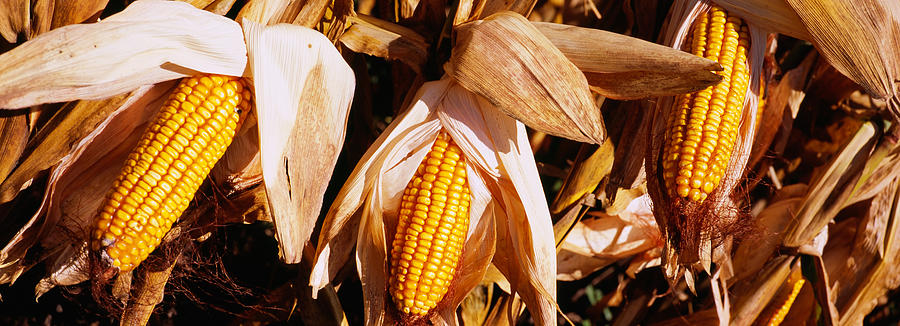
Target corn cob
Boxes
[91,74,252,272]
[766,278,806,326]
[662,5,750,202]
[389,132,471,316]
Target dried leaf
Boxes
[550,140,613,214]
[0,113,28,184]
[244,20,355,263]
[339,15,429,73]
[0,1,246,109]
[714,0,810,40]
[729,256,794,326]
[236,0,291,24]
[0,95,127,204]
[533,21,722,99]
[203,0,240,15]
[450,11,605,144]
[782,0,900,115]
[1,83,174,286]
[0,0,29,43]
[49,0,108,30]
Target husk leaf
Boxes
[243,20,355,263]
[2,82,175,288]
[339,14,429,73]
[781,0,900,115]
[533,21,722,99]
[0,113,28,185]
[49,0,108,30]
[0,0,246,109]
[236,0,291,24]
[0,0,29,42]
[450,11,605,145]
[0,95,128,204]
[713,0,810,40]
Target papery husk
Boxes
[312,79,557,325]
[557,195,661,281]
[236,0,292,24]
[450,11,605,145]
[823,176,900,325]
[0,0,247,109]
[730,185,806,283]
[533,22,723,100]
[780,0,900,117]
[647,0,763,272]
[202,0,241,15]
[712,0,809,40]
[0,0,29,42]
[0,95,128,204]
[0,113,28,184]
[1,82,176,290]
[607,101,651,196]
[339,14,429,73]
[729,256,795,326]
[48,0,108,30]
[243,20,355,264]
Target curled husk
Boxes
[311,79,557,325]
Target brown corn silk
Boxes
[389,132,471,317]
[91,74,252,272]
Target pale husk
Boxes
[243,20,355,263]
[533,21,723,100]
[557,195,661,281]
[0,0,247,109]
[1,82,176,290]
[449,11,605,145]
[311,79,557,325]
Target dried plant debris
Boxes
[0,0,899,325]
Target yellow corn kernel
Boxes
[389,132,471,316]
[91,74,252,272]
[764,278,805,326]
[662,5,750,202]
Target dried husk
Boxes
[550,140,614,214]
[729,256,795,326]
[0,113,28,184]
[311,79,557,325]
[339,14,429,73]
[557,195,661,281]
[780,0,900,117]
[7,82,176,291]
[243,20,355,263]
[647,0,763,272]
[0,95,129,204]
[0,0,29,42]
[712,0,809,40]
[236,0,292,24]
[202,0,241,15]
[48,0,109,30]
[0,0,247,109]
[449,11,605,145]
[533,21,723,100]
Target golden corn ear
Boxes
[389,132,471,316]
[91,74,252,272]
[662,5,750,202]
[764,278,805,326]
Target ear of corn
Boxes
[91,74,252,272]
[763,278,805,326]
[388,132,471,316]
[662,5,750,203]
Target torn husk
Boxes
[449,11,605,145]
[646,0,764,275]
[243,20,355,264]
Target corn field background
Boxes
[0,0,899,325]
